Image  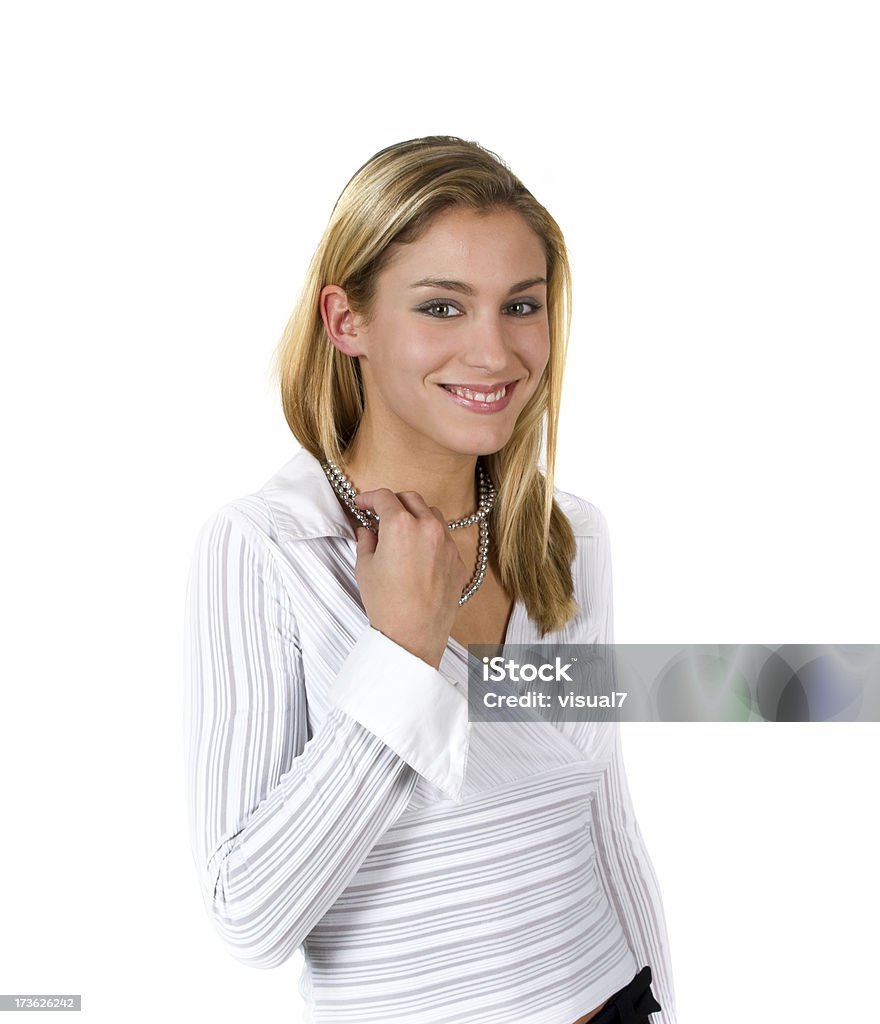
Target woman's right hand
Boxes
[352,488,472,669]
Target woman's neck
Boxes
[341,433,482,522]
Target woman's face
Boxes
[352,205,551,459]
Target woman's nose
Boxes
[461,316,512,372]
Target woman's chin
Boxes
[439,431,515,459]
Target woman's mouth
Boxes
[438,380,518,412]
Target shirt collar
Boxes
[260,446,358,542]
[259,444,600,542]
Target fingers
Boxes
[425,504,447,527]
[353,488,395,520]
[355,488,442,522]
[355,525,377,556]
[397,491,446,524]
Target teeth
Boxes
[445,384,507,403]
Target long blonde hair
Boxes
[272,136,579,636]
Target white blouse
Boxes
[183,446,677,1024]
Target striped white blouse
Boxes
[183,446,677,1024]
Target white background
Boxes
[1,1,878,1021]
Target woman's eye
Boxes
[420,302,463,319]
[506,300,542,316]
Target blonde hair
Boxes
[272,136,579,636]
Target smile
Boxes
[439,380,518,412]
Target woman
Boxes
[184,136,676,1023]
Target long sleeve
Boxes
[182,505,467,969]
[573,506,678,1021]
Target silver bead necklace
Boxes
[321,458,496,606]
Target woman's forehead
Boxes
[380,207,547,286]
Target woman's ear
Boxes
[320,285,366,357]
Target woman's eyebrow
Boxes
[409,276,547,296]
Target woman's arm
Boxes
[182,504,468,969]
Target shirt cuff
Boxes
[329,625,471,802]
